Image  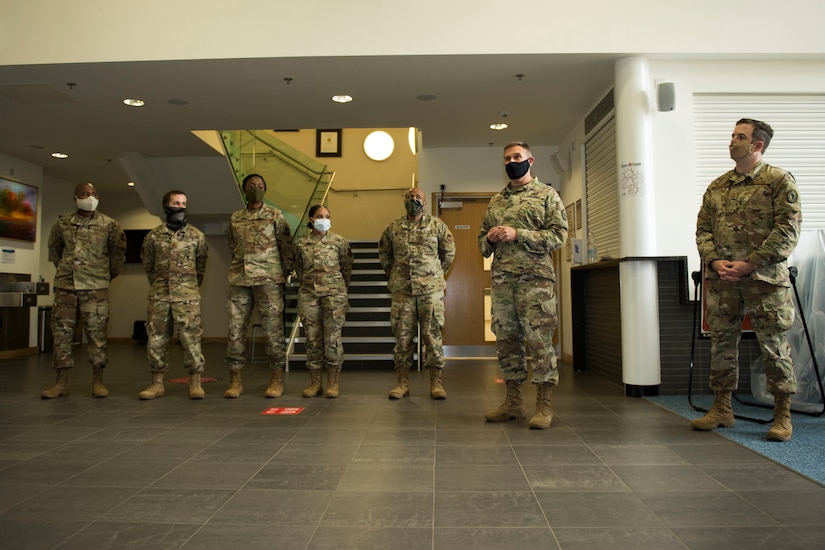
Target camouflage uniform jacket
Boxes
[295,231,353,297]
[379,214,455,296]
[227,204,295,287]
[141,223,208,302]
[697,160,802,287]
[48,211,127,290]
[478,178,568,281]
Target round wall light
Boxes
[408,127,419,155]
[363,131,394,161]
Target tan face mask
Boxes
[729,141,754,160]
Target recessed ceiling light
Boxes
[51,152,69,159]
[416,94,437,101]
[123,98,145,107]
[332,95,353,103]
[168,98,189,105]
[490,123,508,130]
[127,181,135,187]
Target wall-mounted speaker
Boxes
[657,81,675,112]
[550,151,570,174]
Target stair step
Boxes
[348,280,387,287]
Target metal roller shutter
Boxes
[694,94,825,231]
[584,116,620,260]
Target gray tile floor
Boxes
[1,343,824,549]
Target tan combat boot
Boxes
[767,394,793,442]
[429,367,447,400]
[92,367,108,398]
[302,369,324,397]
[325,367,340,398]
[388,367,410,399]
[41,368,70,399]
[265,368,284,398]
[691,391,735,430]
[189,373,205,399]
[485,380,526,422]
[224,369,243,398]
[528,383,554,429]
[139,373,165,400]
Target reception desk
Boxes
[570,256,761,396]
[571,257,687,396]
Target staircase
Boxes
[287,240,415,370]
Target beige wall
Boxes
[271,128,418,241]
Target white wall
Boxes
[648,58,825,277]
[418,145,559,195]
[3,1,824,64]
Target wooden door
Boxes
[435,194,494,346]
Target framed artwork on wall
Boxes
[576,199,582,230]
[0,177,38,242]
[564,203,575,261]
[316,129,342,157]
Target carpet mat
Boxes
[646,394,825,486]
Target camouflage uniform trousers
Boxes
[298,290,349,372]
[706,278,797,395]
[226,284,285,371]
[390,291,445,371]
[491,272,558,385]
[146,299,204,374]
[51,288,110,371]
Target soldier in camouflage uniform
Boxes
[479,141,568,429]
[42,183,126,399]
[694,118,802,442]
[224,174,295,398]
[295,205,353,398]
[138,190,209,400]
[379,187,455,399]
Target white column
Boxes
[614,57,661,394]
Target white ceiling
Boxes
[0,54,620,192]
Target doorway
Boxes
[434,193,495,356]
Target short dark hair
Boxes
[242,173,267,190]
[162,190,187,207]
[503,141,532,156]
[308,204,327,218]
[737,118,774,152]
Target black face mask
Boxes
[164,206,186,230]
[505,159,530,180]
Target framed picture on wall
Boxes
[0,177,38,242]
[576,199,582,230]
[316,129,342,157]
[565,203,576,238]
[564,203,575,261]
